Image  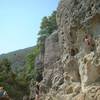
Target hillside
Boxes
[0,46,34,73]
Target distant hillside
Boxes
[0,46,35,73]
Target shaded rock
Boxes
[29,79,35,100]
[44,31,60,68]
[35,54,44,71]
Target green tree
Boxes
[40,17,49,30]
[38,11,57,42]
[25,46,40,81]
[48,11,57,33]
[0,58,11,73]
[2,58,11,72]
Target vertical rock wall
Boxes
[29,0,100,100]
[57,0,100,55]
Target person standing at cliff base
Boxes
[83,33,96,53]
[0,87,8,97]
[0,86,10,100]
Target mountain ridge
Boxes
[0,46,35,73]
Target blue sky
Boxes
[0,0,59,54]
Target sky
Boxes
[0,0,59,54]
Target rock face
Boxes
[57,0,100,56]
[40,30,63,93]
[44,30,60,68]
[63,56,80,82]
[29,0,100,100]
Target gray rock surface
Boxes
[29,0,100,100]
[44,30,60,68]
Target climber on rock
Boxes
[83,33,96,53]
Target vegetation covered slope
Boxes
[0,46,36,100]
[0,47,34,72]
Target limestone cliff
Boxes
[29,0,100,100]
